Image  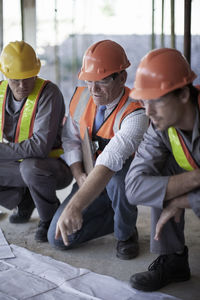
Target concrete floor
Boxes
[0,184,199,300]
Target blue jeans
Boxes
[48,158,137,249]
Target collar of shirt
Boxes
[191,105,200,144]
[176,105,200,146]
[6,88,26,115]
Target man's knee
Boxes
[47,221,66,249]
[47,220,82,250]
[20,158,51,184]
[20,158,36,179]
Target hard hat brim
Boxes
[0,64,41,80]
[130,71,197,101]
[78,62,130,81]
[129,88,169,100]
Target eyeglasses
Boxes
[139,98,166,108]
[85,73,119,87]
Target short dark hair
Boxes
[188,84,199,103]
[169,84,198,104]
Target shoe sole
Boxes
[130,275,191,292]
[9,208,35,224]
[9,218,30,224]
[35,237,48,243]
[116,251,139,260]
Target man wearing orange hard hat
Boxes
[48,40,149,259]
[125,48,199,291]
[0,41,72,242]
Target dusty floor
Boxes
[0,185,199,300]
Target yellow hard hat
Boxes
[0,41,41,79]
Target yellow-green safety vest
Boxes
[0,77,63,158]
[168,126,197,171]
[168,87,200,171]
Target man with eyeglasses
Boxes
[125,48,199,291]
[48,40,148,259]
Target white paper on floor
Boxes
[0,229,15,259]
[0,232,181,300]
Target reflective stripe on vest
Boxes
[70,86,142,140]
[168,89,200,171]
[0,78,47,142]
[0,78,63,159]
[49,148,64,158]
[168,127,195,171]
[0,81,7,142]
[15,78,47,142]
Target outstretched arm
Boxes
[56,109,148,245]
[55,165,114,245]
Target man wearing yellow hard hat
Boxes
[48,40,149,260]
[125,48,199,291]
[0,40,72,242]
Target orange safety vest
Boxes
[0,78,63,158]
[168,87,200,171]
[70,86,142,151]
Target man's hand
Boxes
[55,165,114,246]
[55,204,83,246]
[154,200,183,241]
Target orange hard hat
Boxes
[130,48,197,100]
[78,40,130,81]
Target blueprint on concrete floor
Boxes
[0,228,15,259]
[0,229,181,300]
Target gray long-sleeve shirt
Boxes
[0,80,65,161]
[125,106,200,218]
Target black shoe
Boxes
[35,220,51,242]
[130,246,191,291]
[9,190,35,224]
[116,227,139,260]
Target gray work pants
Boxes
[0,158,73,221]
[150,158,186,254]
[150,207,185,255]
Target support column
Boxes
[184,0,191,64]
[171,0,175,48]
[0,0,3,51]
[20,0,36,48]
[0,0,3,80]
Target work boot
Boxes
[35,220,51,242]
[35,198,60,242]
[9,190,35,224]
[116,227,139,260]
[130,246,190,291]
